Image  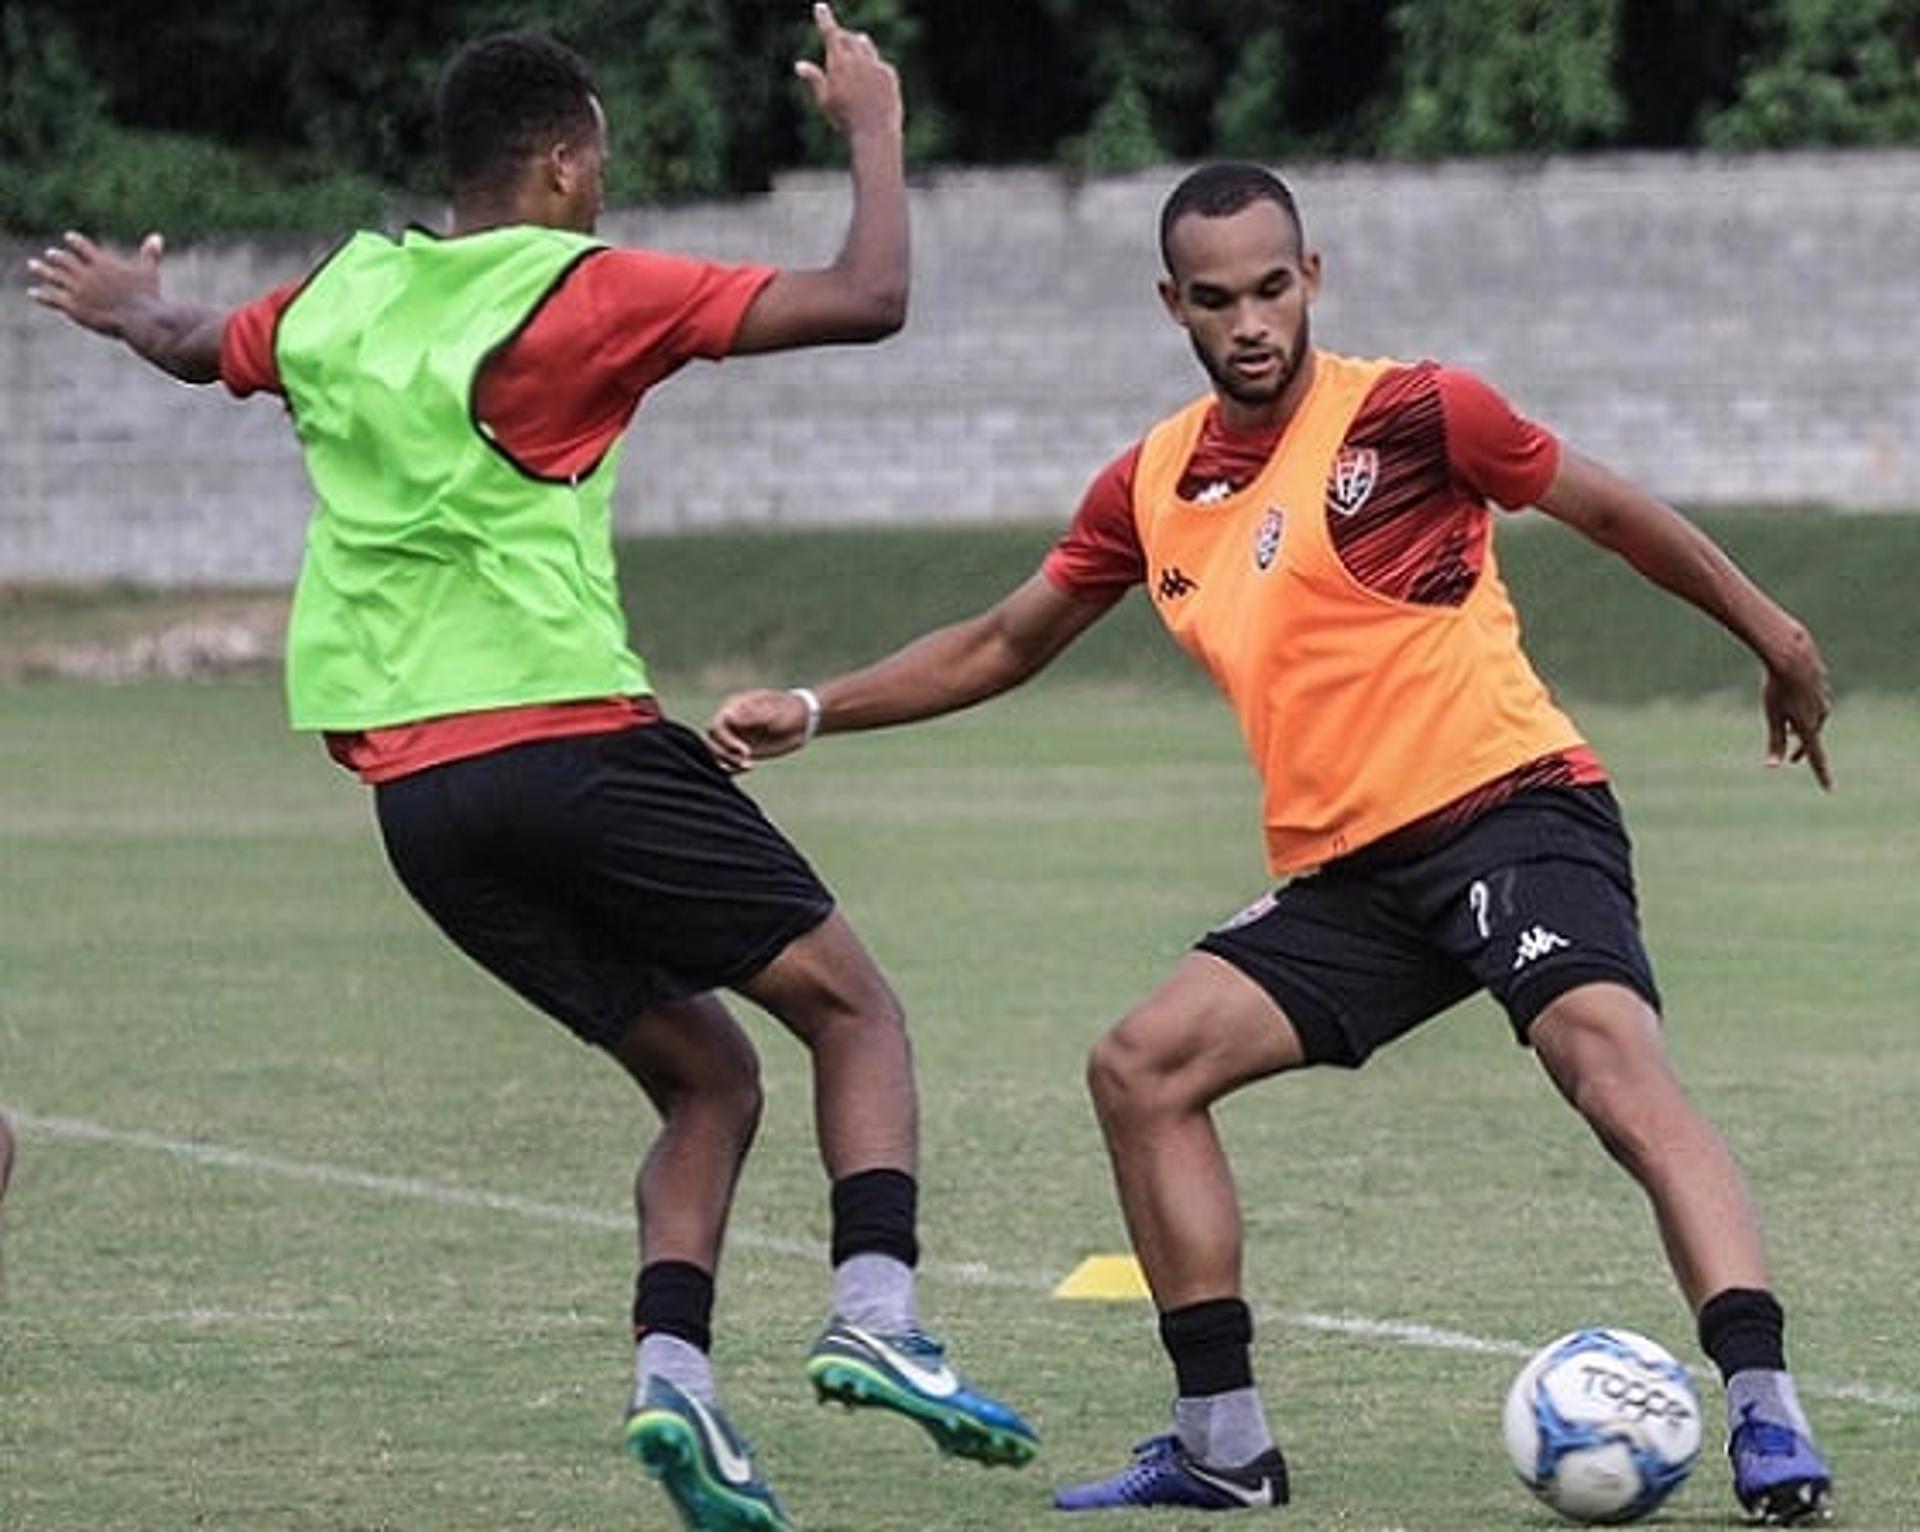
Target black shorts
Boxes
[373,720,834,1052]
[1196,785,1661,1069]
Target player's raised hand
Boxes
[1762,637,1833,790]
[794,2,902,141]
[25,229,224,381]
[707,688,816,774]
[26,231,166,339]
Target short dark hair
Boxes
[437,31,599,196]
[1158,163,1304,273]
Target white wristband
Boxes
[788,686,823,744]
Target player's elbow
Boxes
[846,280,907,340]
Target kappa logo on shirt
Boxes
[1327,445,1379,517]
[1156,566,1199,601]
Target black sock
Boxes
[1159,1297,1255,1398]
[1698,1287,1786,1382]
[829,1168,919,1268]
[632,1259,715,1352]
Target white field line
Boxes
[9,1107,1915,1416]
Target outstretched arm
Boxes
[1535,446,1832,788]
[730,3,908,352]
[707,570,1109,771]
[26,232,226,384]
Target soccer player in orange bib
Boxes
[707,163,1836,1524]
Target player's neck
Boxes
[449,179,578,239]
[449,201,542,238]
[1216,348,1317,437]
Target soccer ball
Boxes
[1502,1327,1703,1524]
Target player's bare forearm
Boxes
[708,616,1032,771]
[104,296,226,383]
[826,618,1040,728]
[706,571,1105,770]
[824,572,1103,726]
[26,232,225,384]
[1537,447,1832,786]
[1538,450,1807,669]
[831,121,910,332]
[730,5,907,352]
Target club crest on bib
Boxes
[1327,445,1379,517]
[1253,505,1286,571]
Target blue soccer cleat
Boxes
[806,1315,1039,1467]
[1730,1403,1834,1525]
[624,1376,794,1532]
[1053,1433,1290,1512]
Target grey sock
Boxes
[634,1332,714,1405]
[1728,1368,1812,1435]
[1174,1386,1275,1468]
[831,1252,918,1332]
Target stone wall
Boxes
[4,151,1915,586]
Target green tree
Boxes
[1054,0,1216,172]
[0,1,390,237]
[0,5,106,162]
[1070,72,1163,172]
[1381,0,1627,156]
[1616,0,1757,146]
[1208,1,1399,160]
[598,0,733,201]
[917,0,1087,162]
[1212,24,1294,158]
[1703,0,1920,148]
[777,0,947,169]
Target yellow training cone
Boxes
[1052,1254,1151,1301]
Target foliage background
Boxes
[4,0,1916,236]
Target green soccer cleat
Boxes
[625,1376,794,1532]
[806,1315,1039,1468]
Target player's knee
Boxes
[693,1079,764,1165]
[1086,1026,1137,1117]
[723,1059,767,1129]
[1086,1014,1186,1121]
[682,1046,764,1129]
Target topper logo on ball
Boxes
[1577,1363,1696,1424]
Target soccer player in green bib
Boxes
[27,10,1035,1528]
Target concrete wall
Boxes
[4,151,1916,586]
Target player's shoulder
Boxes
[1338,356,1442,438]
[1345,357,1521,434]
[1081,437,1145,512]
[587,242,723,280]
[565,242,763,313]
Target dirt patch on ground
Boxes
[0,591,288,683]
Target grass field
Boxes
[1,679,1916,1530]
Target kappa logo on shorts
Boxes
[1327,446,1379,517]
[1215,891,1279,933]
[1512,924,1572,970]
